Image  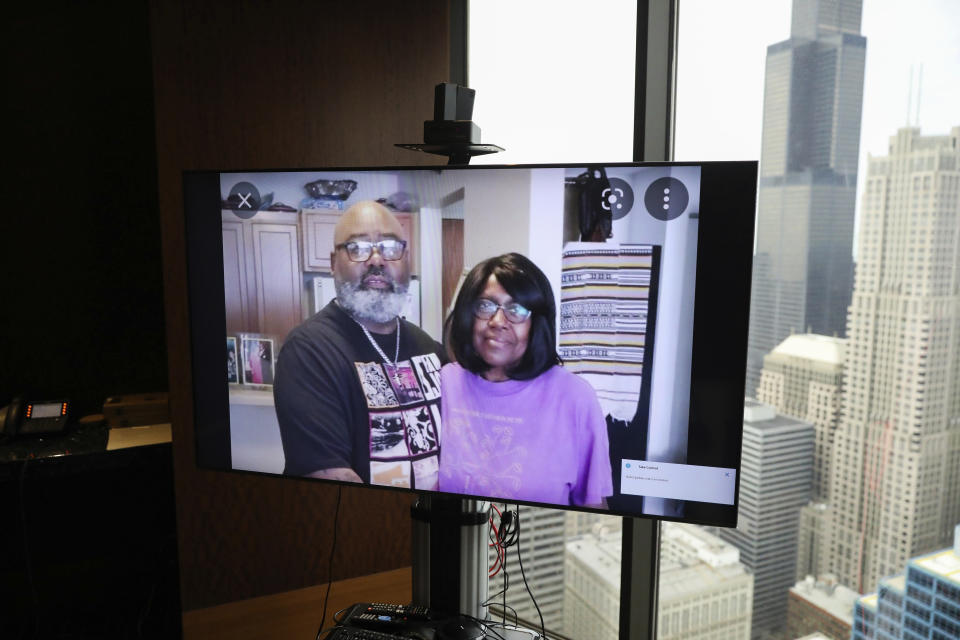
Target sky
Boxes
[469,0,639,164]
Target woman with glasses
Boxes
[438,253,612,507]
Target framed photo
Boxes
[240,335,275,386]
[226,336,239,384]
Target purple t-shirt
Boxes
[438,363,613,507]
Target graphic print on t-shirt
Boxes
[356,362,399,408]
[446,407,526,497]
[402,405,438,455]
[357,352,442,490]
[411,354,442,401]
[369,411,407,457]
[384,363,424,404]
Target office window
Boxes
[470,0,637,166]
[469,2,637,637]
[472,2,957,639]
[668,1,958,639]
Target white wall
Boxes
[612,165,702,516]
[527,169,567,328]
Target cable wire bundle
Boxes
[484,504,545,640]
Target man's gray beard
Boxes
[335,278,408,325]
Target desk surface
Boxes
[0,421,110,463]
[0,421,172,464]
[182,567,412,640]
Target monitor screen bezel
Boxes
[183,160,757,528]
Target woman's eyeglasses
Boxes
[472,298,531,323]
[335,239,407,262]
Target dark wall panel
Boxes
[149,0,450,611]
[3,1,167,418]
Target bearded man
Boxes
[274,201,444,488]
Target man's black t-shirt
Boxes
[274,301,445,489]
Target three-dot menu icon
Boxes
[644,177,689,221]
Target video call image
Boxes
[219,165,739,516]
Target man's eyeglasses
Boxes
[472,298,532,324]
[335,239,407,262]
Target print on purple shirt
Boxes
[438,363,613,507]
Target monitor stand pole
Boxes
[405,83,501,630]
[411,495,489,619]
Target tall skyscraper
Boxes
[746,0,866,394]
[715,400,814,639]
[757,333,846,500]
[756,334,846,580]
[824,126,960,594]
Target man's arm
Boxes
[274,332,360,478]
[306,467,363,483]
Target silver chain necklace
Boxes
[354,316,401,368]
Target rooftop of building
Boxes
[658,558,751,603]
[884,126,960,156]
[857,593,878,611]
[658,523,750,602]
[879,574,906,593]
[743,399,813,428]
[911,546,960,588]
[790,575,859,624]
[658,562,753,605]
[565,523,751,598]
[565,531,622,589]
[660,521,741,568]
[770,333,847,366]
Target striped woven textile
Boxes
[560,242,660,421]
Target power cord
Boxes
[457,612,509,640]
[484,503,518,626]
[500,507,518,627]
[332,605,351,625]
[316,485,343,640]
[488,504,506,579]
[484,504,545,638]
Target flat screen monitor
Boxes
[184,161,757,526]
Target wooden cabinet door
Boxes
[301,209,418,275]
[223,210,302,345]
[301,210,340,272]
[251,221,302,344]
[222,219,252,335]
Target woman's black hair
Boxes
[444,252,561,380]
